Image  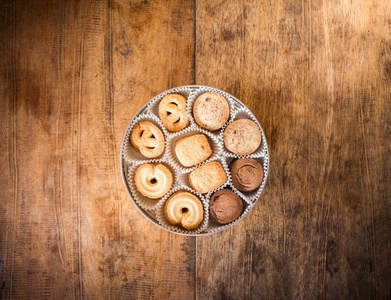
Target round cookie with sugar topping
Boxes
[193,92,230,131]
[223,119,261,155]
[159,94,189,132]
[131,121,165,158]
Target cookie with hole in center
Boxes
[159,94,189,131]
[135,163,173,199]
[131,121,165,158]
[164,191,203,230]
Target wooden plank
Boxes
[196,0,391,299]
[0,0,195,299]
[111,0,196,299]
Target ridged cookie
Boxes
[164,191,203,230]
[193,92,230,131]
[159,94,189,131]
[229,158,264,192]
[175,134,212,167]
[135,163,173,199]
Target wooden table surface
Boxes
[1,0,390,299]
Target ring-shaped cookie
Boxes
[164,191,203,230]
[135,163,173,199]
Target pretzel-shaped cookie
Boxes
[131,121,165,158]
[158,94,189,131]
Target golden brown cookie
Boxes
[189,161,227,194]
[223,119,261,155]
[164,191,204,230]
[131,121,165,158]
[175,134,212,167]
[135,163,173,199]
[193,92,230,131]
[158,94,189,131]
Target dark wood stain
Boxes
[196,0,391,299]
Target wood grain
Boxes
[0,0,390,299]
[0,0,195,299]
[196,0,391,299]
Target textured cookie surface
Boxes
[189,161,227,194]
[164,191,203,230]
[159,94,189,131]
[135,163,173,199]
[193,92,230,131]
[223,119,261,155]
[175,134,212,167]
[210,189,243,224]
[230,158,264,192]
[131,121,165,158]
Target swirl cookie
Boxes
[189,161,227,194]
[164,191,203,230]
[223,119,261,155]
[131,121,165,158]
[135,163,173,199]
[175,134,212,167]
[193,92,230,131]
[159,94,189,131]
[230,158,264,192]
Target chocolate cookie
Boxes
[209,189,243,224]
[230,158,264,192]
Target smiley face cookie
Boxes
[131,121,165,158]
[159,94,189,132]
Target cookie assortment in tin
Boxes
[120,85,269,235]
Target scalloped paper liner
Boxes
[127,158,178,211]
[122,112,169,164]
[187,86,236,134]
[155,185,209,234]
[166,124,223,173]
[220,107,268,158]
[204,182,253,233]
[146,87,195,135]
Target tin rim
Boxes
[120,85,270,236]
